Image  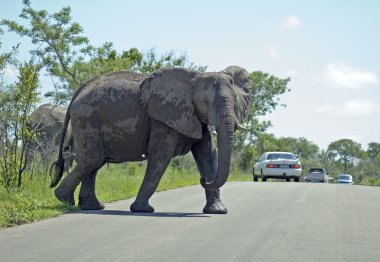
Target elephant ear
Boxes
[140,68,202,139]
[222,66,251,123]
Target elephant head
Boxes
[28,104,73,172]
[221,66,251,125]
[140,66,251,189]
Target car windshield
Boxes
[267,153,296,160]
[309,168,324,173]
[339,175,351,180]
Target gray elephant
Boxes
[50,66,251,214]
[28,104,73,172]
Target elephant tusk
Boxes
[233,113,247,131]
[208,125,217,136]
[236,123,247,131]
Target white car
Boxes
[253,152,302,182]
[336,174,354,185]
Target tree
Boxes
[232,71,290,172]
[0,59,41,191]
[235,71,290,148]
[233,133,278,172]
[327,139,365,173]
[2,1,206,103]
[0,29,18,77]
[65,45,206,88]
[1,0,90,98]
[367,142,380,160]
[276,137,319,160]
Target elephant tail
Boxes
[49,75,112,188]
[49,158,65,188]
[50,107,71,187]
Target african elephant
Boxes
[50,66,251,214]
[28,104,73,172]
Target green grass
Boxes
[0,175,77,227]
[359,176,380,187]
[0,163,251,228]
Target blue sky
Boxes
[1,0,379,150]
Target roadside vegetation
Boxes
[0,160,250,227]
[0,1,379,228]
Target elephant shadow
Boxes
[77,209,211,218]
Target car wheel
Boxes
[261,171,267,182]
[294,177,300,182]
[286,178,290,182]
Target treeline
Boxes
[0,1,379,192]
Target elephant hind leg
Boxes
[78,165,105,210]
[55,120,105,207]
[54,164,84,206]
[54,160,104,207]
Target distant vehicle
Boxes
[305,168,328,183]
[253,152,302,182]
[326,175,334,183]
[336,174,354,185]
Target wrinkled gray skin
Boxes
[28,104,73,172]
[50,66,251,214]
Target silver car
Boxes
[305,168,328,183]
[336,174,354,185]
[253,152,302,182]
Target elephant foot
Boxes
[78,196,105,210]
[203,201,228,214]
[130,201,155,213]
[54,187,75,206]
[204,189,227,214]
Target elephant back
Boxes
[71,71,147,105]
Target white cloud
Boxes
[315,99,380,116]
[282,15,301,29]
[268,45,279,58]
[314,104,335,113]
[287,69,299,78]
[321,62,378,88]
[3,65,19,78]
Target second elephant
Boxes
[28,104,73,172]
[50,66,251,214]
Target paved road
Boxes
[1,182,379,262]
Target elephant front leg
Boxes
[130,121,177,213]
[192,125,228,214]
[203,189,227,214]
[130,156,171,213]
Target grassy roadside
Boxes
[0,163,251,228]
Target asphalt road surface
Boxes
[1,182,379,262]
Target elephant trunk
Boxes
[201,100,235,190]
